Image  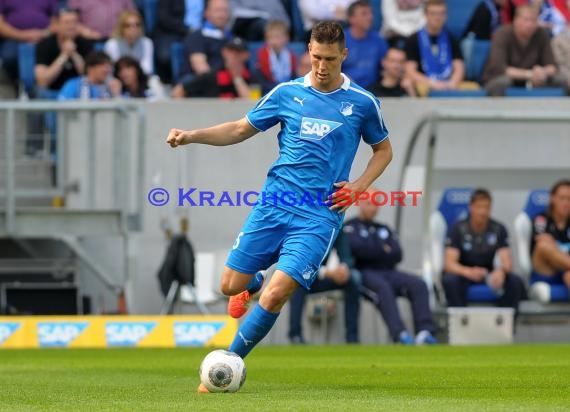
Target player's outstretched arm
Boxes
[330,138,393,212]
[166,117,258,148]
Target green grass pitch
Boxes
[1,345,569,411]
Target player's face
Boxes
[469,198,491,227]
[308,41,347,92]
[551,185,570,218]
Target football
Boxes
[199,350,247,393]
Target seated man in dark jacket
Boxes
[345,188,437,345]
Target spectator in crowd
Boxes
[58,51,121,99]
[298,0,353,41]
[153,0,205,83]
[231,0,290,42]
[381,0,426,48]
[0,0,57,83]
[530,179,570,292]
[345,188,437,345]
[255,20,298,93]
[114,56,165,99]
[552,19,570,88]
[367,47,416,96]
[35,7,93,98]
[443,188,525,314]
[288,231,361,344]
[482,4,567,96]
[182,0,231,80]
[296,51,312,76]
[171,37,257,98]
[104,10,154,75]
[405,0,467,97]
[343,0,388,88]
[67,0,136,40]
[464,0,506,40]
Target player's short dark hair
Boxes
[310,21,345,49]
[347,0,370,18]
[470,188,492,204]
[85,51,112,69]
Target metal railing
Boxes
[1,100,146,235]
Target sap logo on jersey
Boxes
[105,322,157,347]
[0,322,20,345]
[173,322,225,346]
[300,117,342,140]
[38,322,89,347]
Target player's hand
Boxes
[166,128,189,148]
[328,181,364,213]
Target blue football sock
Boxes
[229,304,279,358]
[245,271,264,294]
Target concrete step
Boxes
[0,208,124,236]
[0,158,53,188]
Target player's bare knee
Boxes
[259,286,292,312]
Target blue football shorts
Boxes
[225,205,339,290]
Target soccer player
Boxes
[166,21,392,393]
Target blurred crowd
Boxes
[1,0,570,100]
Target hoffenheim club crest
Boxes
[340,102,353,116]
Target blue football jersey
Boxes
[246,73,389,228]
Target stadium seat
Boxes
[504,87,567,97]
[513,189,569,303]
[179,252,219,308]
[426,187,499,305]
[170,41,188,84]
[461,38,491,83]
[142,0,158,35]
[428,89,487,98]
[93,41,105,51]
[445,0,481,40]
[17,42,36,96]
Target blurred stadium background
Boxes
[1,0,569,350]
[1,97,569,347]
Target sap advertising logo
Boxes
[0,322,20,345]
[38,322,88,347]
[105,322,157,347]
[173,322,225,346]
[300,117,342,140]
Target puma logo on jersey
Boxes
[300,117,343,140]
[293,97,305,106]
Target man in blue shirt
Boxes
[342,0,388,88]
[166,20,392,393]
